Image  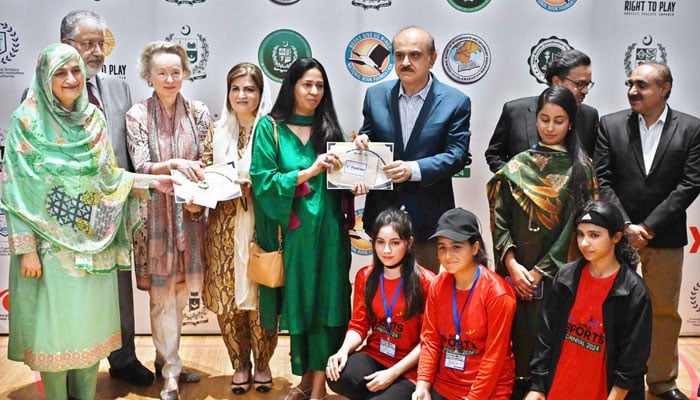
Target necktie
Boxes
[87,81,104,114]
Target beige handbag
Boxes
[247,225,284,288]
[246,117,284,288]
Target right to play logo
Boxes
[345,32,393,83]
[528,36,573,84]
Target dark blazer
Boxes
[485,95,599,173]
[359,75,471,241]
[594,107,700,248]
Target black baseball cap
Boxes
[429,208,481,242]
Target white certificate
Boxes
[326,142,393,190]
[172,162,241,209]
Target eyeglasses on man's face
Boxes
[563,77,595,91]
[66,39,105,52]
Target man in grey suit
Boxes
[595,62,700,400]
[485,49,599,173]
[61,10,153,385]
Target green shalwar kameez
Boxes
[251,116,351,375]
[1,44,142,400]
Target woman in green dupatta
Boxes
[250,58,362,400]
[486,86,598,400]
[1,43,177,400]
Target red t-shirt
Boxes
[347,264,435,382]
[418,267,516,400]
[548,264,619,400]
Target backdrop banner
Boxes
[1,0,698,335]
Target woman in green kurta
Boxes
[250,58,358,400]
[486,86,598,399]
[1,44,177,400]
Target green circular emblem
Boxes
[258,29,312,83]
[447,0,491,12]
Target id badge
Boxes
[443,348,466,371]
[379,338,397,358]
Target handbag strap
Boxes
[269,116,283,251]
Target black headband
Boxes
[576,210,622,233]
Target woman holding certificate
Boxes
[250,57,361,400]
[199,62,278,395]
[126,41,211,400]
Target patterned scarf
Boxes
[1,43,136,272]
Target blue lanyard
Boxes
[452,266,481,341]
[380,271,404,330]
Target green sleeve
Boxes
[6,213,37,255]
[250,116,299,250]
[487,176,517,276]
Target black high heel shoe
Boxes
[230,367,252,395]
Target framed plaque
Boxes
[326,142,393,190]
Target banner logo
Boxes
[442,33,491,84]
[100,28,128,80]
[270,0,301,4]
[352,0,391,9]
[623,0,675,16]
[345,32,393,83]
[535,0,577,12]
[624,35,667,77]
[166,25,210,80]
[0,22,20,65]
[528,36,572,84]
[691,282,700,312]
[258,29,312,83]
[165,0,206,4]
[350,209,372,256]
[447,0,491,12]
[0,289,8,315]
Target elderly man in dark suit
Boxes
[354,26,471,272]
[595,62,700,400]
[485,49,599,173]
[60,10,153,386]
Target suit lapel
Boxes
[389,82,404,159]
[525,98,538,148]
[94,75,108,116]
[404,80,441,155]
[649,107,678,175]
[627,112,647,175]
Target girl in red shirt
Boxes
[326,208,435,399]
[414,208,517,400]
[525,200,651,400]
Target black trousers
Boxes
[327,352,415,400]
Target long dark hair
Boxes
[536,86,593,212]
[268,57,343,154]
[365,209,425,321]
[576,200,639,268]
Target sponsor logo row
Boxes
[0,22,669,86]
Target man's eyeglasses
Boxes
[563,77,595,91]
[66,39,105,52]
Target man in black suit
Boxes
[60,10,153,386]
[595,62,700,400]
[485,49,599,173]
